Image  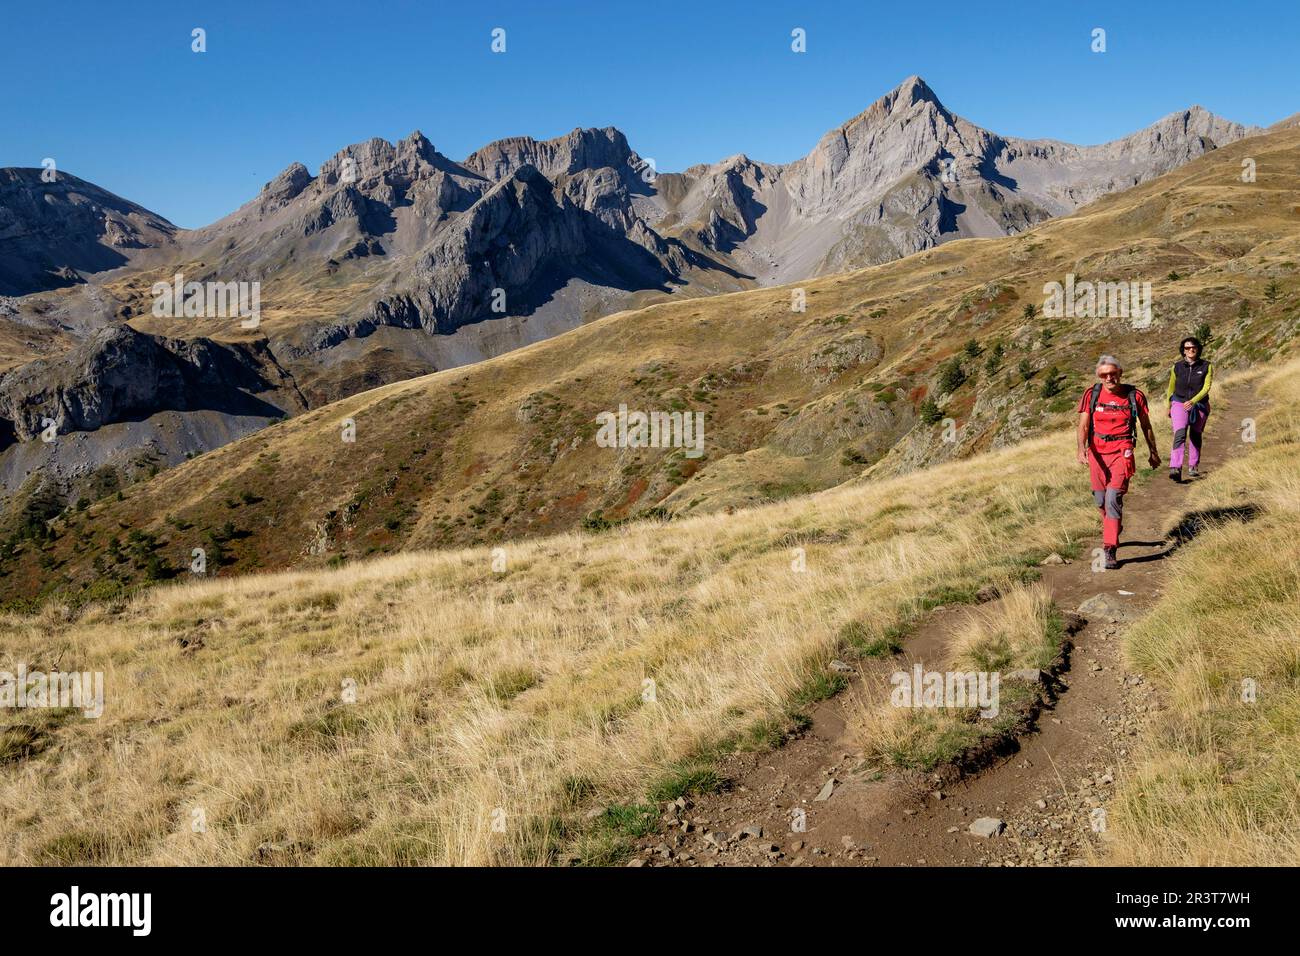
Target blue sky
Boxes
[5,0,1296,228]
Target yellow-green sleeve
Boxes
[1165,366,1176,401]
[1189,362,1213,404]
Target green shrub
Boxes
[1039,365,1065,399]
[919,398,945,425]
[936,357,966,394]
[984,342,1004,375]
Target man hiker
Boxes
[1077,355,1161,570]
[1165,335,1212,482]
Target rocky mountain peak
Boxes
[888,74,939,109]
[0,168,176,295]
[845,74,945,130]
[463,127,633,181]
[313,133,477,192]
[259,162,314,211]
[396,130,440,165]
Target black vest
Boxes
[1172,359,1209,402]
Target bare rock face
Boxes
[257,162,313,213]
[464,127,634,181]
[161,123,682,352]
[0,169,176,295]
[0,325,291,447]
[706,76,1260,278]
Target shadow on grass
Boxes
[1120,504,1262,567]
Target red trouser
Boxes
[1088,444,1135,548]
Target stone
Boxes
[815,779,836,802]
[969,817,1006,838]
[1006,668,1047,684]
[1078,594,1136,622]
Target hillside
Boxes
[0,396,1107,864]
[3,123,1298,605]
[2,353,1295,866]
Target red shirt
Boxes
[1078,385,1148,451]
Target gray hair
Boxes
[1096,354,1123,372]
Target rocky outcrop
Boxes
[359,164,678,335]
[0,325,291,448]
[463,127,634,181]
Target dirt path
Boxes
[634,383,1264,867]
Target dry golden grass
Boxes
[853,583,1061,772]
[947,584,1061,674]
[0,428,1095,866]
[1105,358,1300,865]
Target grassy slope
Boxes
[0,427,1098,865]
[1107,359,1300,865]
[7,358,1296,867]
[4,126,1300,603]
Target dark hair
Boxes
[1180,336,1203,354]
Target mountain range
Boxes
[2,112,1296,603]
[0,76,1265,498]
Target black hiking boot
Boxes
[1169,469,1181,483]
[1104,546,1119,570]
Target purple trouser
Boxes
[1170,401,1208,470]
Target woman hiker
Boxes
[1077,355,1162,570]
[1165,336,1213,482]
